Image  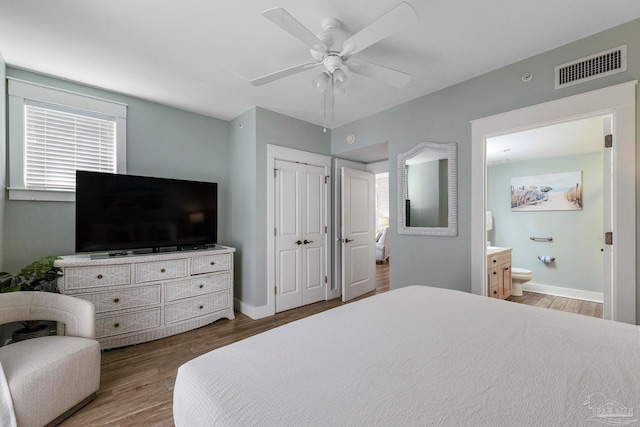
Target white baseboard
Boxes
[236,289,342,320]
[234,298,274,320]
[522,282,603,303]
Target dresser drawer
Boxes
[488,267,499,298]
[191,254,231,275]
[488,251,511,267]
[135,259,188,283]
[64,264,131,290]
[97,308,161,338]
[79,285,161,314]
[164,291,231,324]
[164,273,231,302]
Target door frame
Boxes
[266,144,332,317]
[471,81,637,323]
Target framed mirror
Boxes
[397,142,457,236]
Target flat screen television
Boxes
[76,171,218,253]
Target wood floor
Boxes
[506,290,603,318]
[59,263,601,426]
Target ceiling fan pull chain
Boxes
[322,90,327,132]
[331,77,335,123]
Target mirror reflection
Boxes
[406,155,448,227]
[397,142,457,236]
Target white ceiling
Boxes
[1,1,639,129]
[486,115,605,165]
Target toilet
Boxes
[511,267,533,297]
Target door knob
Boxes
[295,240,303,245]
[345,238,354,243]
[303,240,313,244]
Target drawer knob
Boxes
[493,271,497,275]
[160,268,166,273]
[199,305,204,310]
[199,284,204,289]
[210,261,215,266]
[504,267,510,271]
[493,259,497,263]
[97,274,103,279]
[114,298,120,303]
[114,322,120,328]
[493,290,497,295]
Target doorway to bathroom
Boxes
[471,81,636,324]
[485,116,607,314]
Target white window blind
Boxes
[24,100,117,191]
[8,78,127,202]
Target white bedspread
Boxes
[174,286,640,426]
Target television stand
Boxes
[56,245,235,350]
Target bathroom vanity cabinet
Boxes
[487,247,512,299]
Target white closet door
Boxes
[275,160,326,312]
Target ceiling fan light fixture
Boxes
[254,3,419,122]
[333,69,349,91]
[312,72,330,91]
[333,68,346,82]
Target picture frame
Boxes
[511,171,582,211]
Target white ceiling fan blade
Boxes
[346,60,411,88]
[262,8,327,53]
[341,2,417,56]
[250,62,320,86]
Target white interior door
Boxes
[341,167,376,302]
[275,160,327,312]
[602,115,613,319]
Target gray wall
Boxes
[330,19,640,300]
[488,152,603,293]
[228,107,331,308]
[3,68,231,273]
[229,108,257,303]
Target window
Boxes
[8,78,127,201]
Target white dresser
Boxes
[56,246,235,349]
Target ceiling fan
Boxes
[250,2,418,123]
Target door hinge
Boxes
[604,134,613,148]
[324,226,327,233]
[274,169,278,178]
[325,276,327,284]
[605,231,613,245]
[324,176,329,184]
[274,227,277,236]
[274,286,277,295]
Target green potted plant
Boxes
[0,256,63,342]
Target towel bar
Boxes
[530,236,553,242]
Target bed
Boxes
[173,286,640,426]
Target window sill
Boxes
[8,188,75,202]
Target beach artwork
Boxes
[511,171,582,211]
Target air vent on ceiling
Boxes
[555,45,627,89]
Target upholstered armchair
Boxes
[0,292,100,427]
[375,226,389,263]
